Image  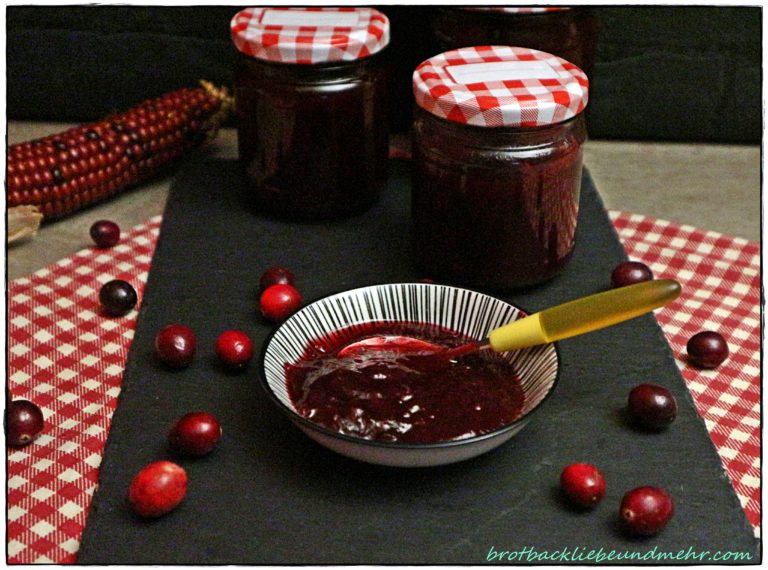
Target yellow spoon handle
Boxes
[488,279,682,352]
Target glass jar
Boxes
[231,7,390,220]
[411,46,589,290]
[430,7,599,79]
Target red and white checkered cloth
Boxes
[230,7,390,64]
[6,217,160,563]
[609,211,761,537]
[412,46,588,127]
[6,212,760,563]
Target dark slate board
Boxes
[77,159,759,564]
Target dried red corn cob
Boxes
[7,81,233,221]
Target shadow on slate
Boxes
[77,159,759,564]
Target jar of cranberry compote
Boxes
[411,46,589,290]
[231,7,390,219]
[430,7,598,80]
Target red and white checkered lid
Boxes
[413,46,589,128]
[230,7,390,64]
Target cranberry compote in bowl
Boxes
[259,283,560,467]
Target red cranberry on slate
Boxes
[260,284,302,322]
[560,463,606,508]
[627,384,678,430]
[89,220,121,248]
[687,331,729,369]
[5,400,45,447]
[99,279,138,317]
[169,412,222,457]
[155,324,197,369]
[259,266,296,293]
[128,460,188,518]
[215,330,254,371]
[611,261,654,288]
[620,486,674,536]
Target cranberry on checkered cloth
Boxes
[610,210,761,536]
[230,7,389,64]
[412,45,588,128]
[6,217,160,563]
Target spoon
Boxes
[338,279,682,358]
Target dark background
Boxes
[6,5,762,143]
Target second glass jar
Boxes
[411,46,589,290]
[231,7,390,220]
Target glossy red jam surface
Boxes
[412,110,586,290]
[285,321,525,444]
[235,55,389,220]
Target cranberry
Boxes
[259,266,295,292]
[168,412,222,457]
[99,279,138,317]
[215,330,254,371]
[260,284,302,322]
[620,486,674,536]
[611,261,654,288]
[5,400,45,447]
[128,460,188,518]
[687,331,729,368]
[627,384,677,430]
[560,463,606,508]
[155,324,196,369]
[89,220,120,248]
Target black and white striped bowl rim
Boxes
[259,283,561,449]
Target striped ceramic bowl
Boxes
[259,283,560,467]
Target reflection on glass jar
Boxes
[411,46,589,290]
[231,7,390,220]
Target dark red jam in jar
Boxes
[231,7,390,219]
[411,46,589,290]
[285,321,525,444]
[430,7,599,80]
